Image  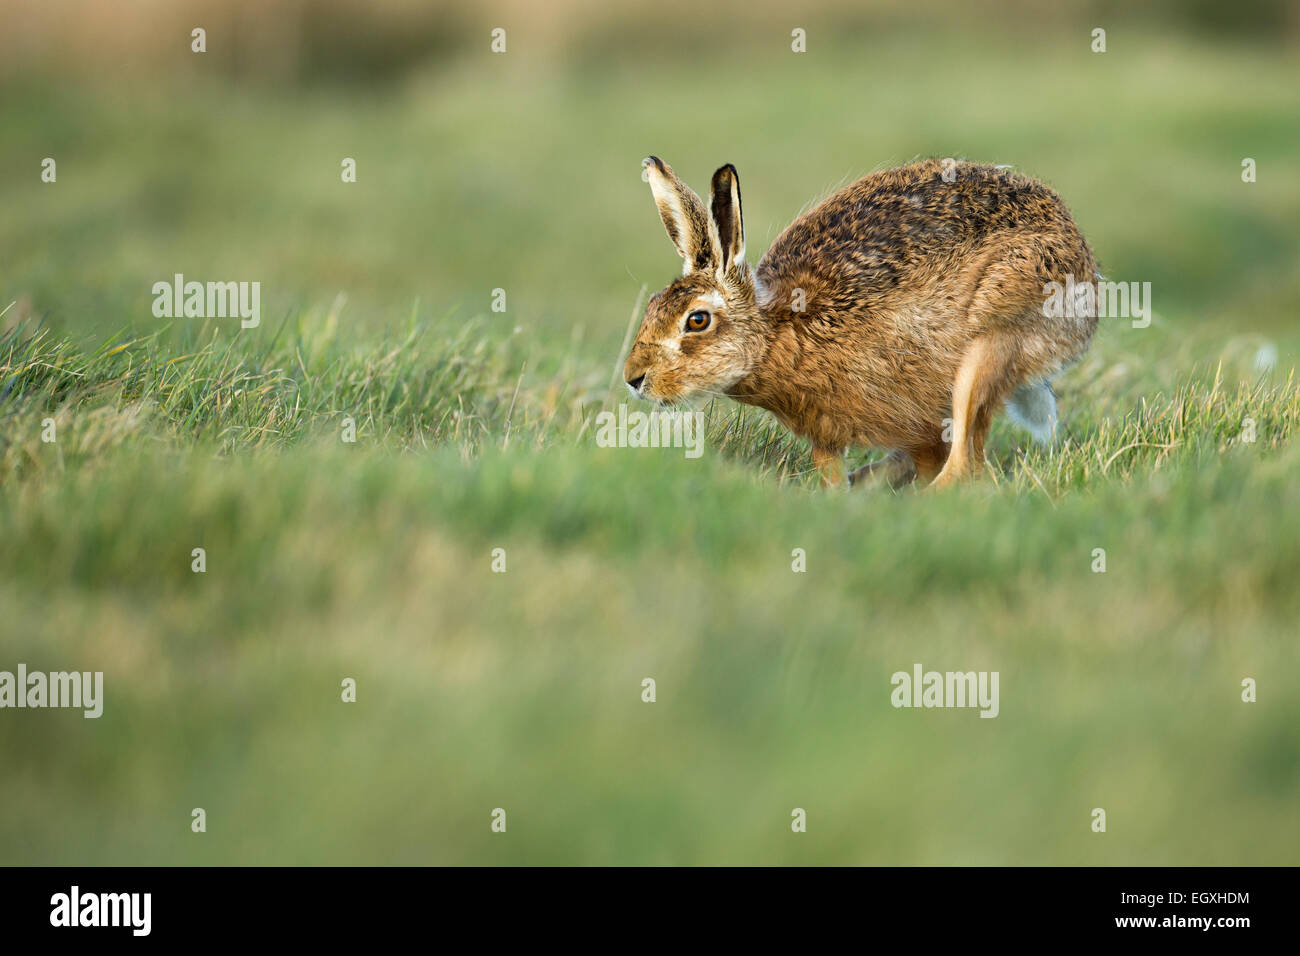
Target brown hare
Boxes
[623,156,1098,488]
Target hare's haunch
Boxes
[624,157,1098,488]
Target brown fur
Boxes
[625,157,1098,488]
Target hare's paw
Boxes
[848,451,917,490]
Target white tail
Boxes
[1004,381,1057,444]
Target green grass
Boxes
[2,18,1299,864]
[2,307,1298,864]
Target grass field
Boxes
[2,9,1299,864]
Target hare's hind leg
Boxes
[849,430,948,489]
[908,437,950,484]
[931,234,1091,489]
[931,335,1020,489]
[848,450,915,488]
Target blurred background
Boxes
[3,0,1298,355]
[1,1,1298,865]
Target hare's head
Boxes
[624,157,765,404]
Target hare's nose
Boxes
[626,374,646,394]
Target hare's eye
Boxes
[685,311,712,332]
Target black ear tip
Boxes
[643,156,667,173]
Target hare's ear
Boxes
[643,156,720,274]
[709,164,745,270]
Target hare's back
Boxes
[756,160,1086,299]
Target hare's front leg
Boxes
[811,444,847,488]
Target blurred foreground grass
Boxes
[3,442,1299,864]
